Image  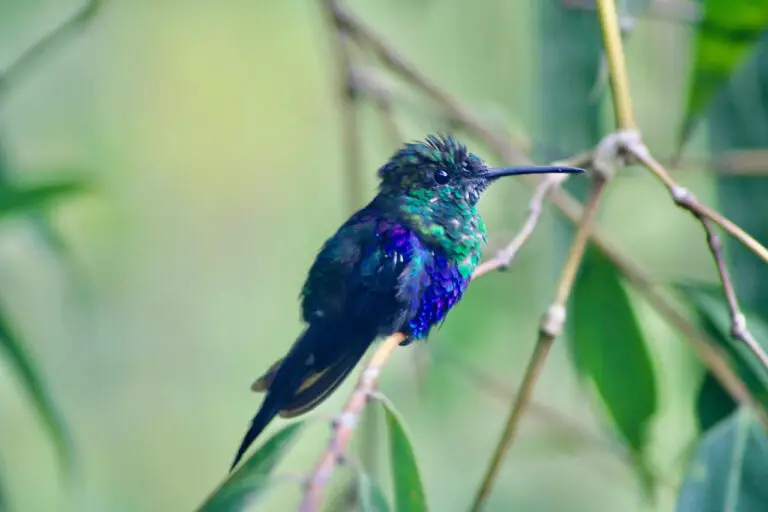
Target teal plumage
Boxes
[230,135,584,470]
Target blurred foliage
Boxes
[681,1,768,144]
[571,244,657,492]
[355,468,390,512]
[0,302,73,473]
[678,407,768,512]
[1,0,768,511]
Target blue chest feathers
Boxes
[407,252,470,339]
[376,219,471,340]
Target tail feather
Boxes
[278,341,370,418]
[230,322,375,471]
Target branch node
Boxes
[669,184,694,207]
[333,410,359,431]
[540,304,567,338]
[592,129,638,180]
[361,364,381,385]
[732,312,748,339]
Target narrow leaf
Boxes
[678,407,768,512]
[197,422,304,512]
[676,282,768,422]
[0,306,73,472]
[680,2,768,145]
[0,180,87,218]
[378,398,428,512]
[356,469,391,512]
[570,244,658,488]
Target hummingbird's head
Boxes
[377,134,584,207]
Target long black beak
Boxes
[481,165,585,181]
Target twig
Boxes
[329,1,528,166]
[625,143,768,265]
[323,0,364,210]
[472,151,593,278]
[430,346,624,455]
[299,332,404,512]
[348,68,404,149]
[470,175,610,511]
[563,0,702,24]
[0,0,103,101]
[596,0,636,130]
[430,345,679,492]
[700,218,768,369]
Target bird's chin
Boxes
[467,180,489,204]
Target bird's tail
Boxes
[230,322,374,471]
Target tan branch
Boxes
[298,332,404,512]
[473,151,594,278]
[470,172,610,512]
[323,0,364,210]
[700,217,768,369]
[596,0,637,129]
[626,143,768,265]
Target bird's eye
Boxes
[434,169,451,185]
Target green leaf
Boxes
[680,2,768,145]
[0,305,73,473]
[570,244,658,488]
[677,407,768,512]
[356,469,391,512]
[697,371,738,434]
[676,282,768,421]
[378,398,428,512]
[197,422,304,512]
[0,180,87,218]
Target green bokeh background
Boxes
[0,1,720,511]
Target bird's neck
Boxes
[376,194,487,275]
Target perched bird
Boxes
[230,135,583,470]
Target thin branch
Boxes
[299,332,404,512]
[470,175,610,512]
[596,0,636,130]
[430,346,625,458]
[626,143,768,265]
[349,68,403,149]
[700,218,768,369]
[329,0,528,165]
[430,347,676,493]
[0,0,103,101]
[323,0,364,210]
[563,0,702,24]
[472,151,594,278]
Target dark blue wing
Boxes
[300,207,433,335]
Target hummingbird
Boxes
[230,135,584,470]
